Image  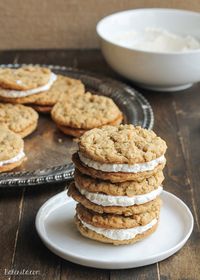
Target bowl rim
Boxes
[96,8,200,56]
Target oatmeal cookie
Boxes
[76,216,158,245]
[0,66,51,90]
[76,203,160,229]
[74,169,164,196]
[0,126,26,172]
[0,75,85,112]
[78,125,167,164]
[68,182,161,216]
[72,153,165,182]
[51,92,123,136]
[0,103,38,138]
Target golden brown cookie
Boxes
[0,126,26,172]
[51,92,123,136]
[78,125,167,164]
[76,216,158,245]
[0,66,51,90]
[72,153,166,183]
[56,115,122,138]
[0,75,85,111]
[30,105,53,113]
[68,182,161,216]
[76,203,160,229]
[0,103,38,138]
[74,169,164,196]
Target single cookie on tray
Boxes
[72,125,167,182]
[75,203,160,245]
[0,103,39,138]
[0,126,26,172]
[51,92,123,137]
[0,75,85,113]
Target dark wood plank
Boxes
[61,261,109,280]
[110,264,159,280]
[10,184,65,280]
[0,189,23,280]
[0,51,18,64]
[142,87,200,279]
[0,52,23,280]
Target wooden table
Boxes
[0,50,199,280]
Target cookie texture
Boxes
[55,115,122,137]
[0,158,25,173]
[56,124,88,138]
[0,75,85,106]
[72,153,165,182]
[74,169,164,196]
[0,103,38,137]
[51,92,123,129]
[0,126,24,161]
[0,66,51,90]
[76,216,158,245]
[68,182,161,216]
[30,105,53,113]
[76,203,160,229]
[78,125,167,164]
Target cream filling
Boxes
[0,148,25,167]
[75,182,163,206]
[78,216,157,240]
[0,73,57,98]
[79,152,166,173]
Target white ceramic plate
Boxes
[35,190,193,269]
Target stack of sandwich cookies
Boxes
[0,67,85,113]
[0,126,26,172]
[0,103,39,138]
[51,92,123,137]
[68,125,167,245]
[72,125,166,182]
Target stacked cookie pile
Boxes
[69,125,167,245]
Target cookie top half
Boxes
[0,66,51,90]
[0,126,24,161]
[78,125,167,164]
[0,103,38,134]
[51,92,123,129]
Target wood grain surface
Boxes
[0,50,199,280]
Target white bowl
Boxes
[97,9,200,91]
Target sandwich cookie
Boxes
[51,92,123,137]
[75,203,160,245]
[0,75,85,113]
[73,169,163,207]
[0,126,26,172]
[0,66,58,111]
[74,169,164,197]
[0,66,52,91]
[68,182,161,216]
[0,103,39,138]
[73,125,167,182]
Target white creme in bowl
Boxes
[112,28,200,53]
